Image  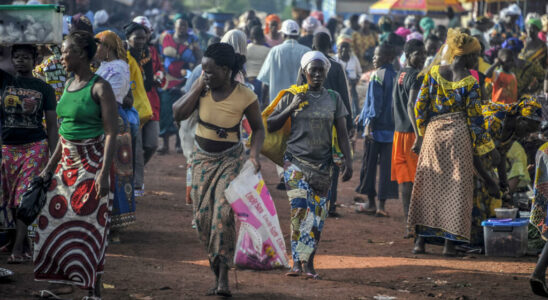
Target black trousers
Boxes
[355,138,398,200]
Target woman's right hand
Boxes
[411,137,423,154]
[289,93,307,111]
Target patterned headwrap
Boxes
[95,30,128,63]
[517,95,542,121]
[71,13,93,34]
[446,28,481,56]
[336,34,352,46]
[264,14,281,35]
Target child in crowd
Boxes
[485,48,518,104]
[391,39,426,236]
[355,43,399,217]
[335,36,362,117]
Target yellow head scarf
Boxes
[95,30,128,63]
[446,28,481,57]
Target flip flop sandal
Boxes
[305,273,321,280]
[285,269,302,277]
[375,210,390,217]
[215,289,232,298]
[0,244,11,254]
[530,277,548,297]
[7,254,30,264]
[35,289,63,299]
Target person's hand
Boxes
[289,92,307,111]
[354,115,360,125]
[490,148,501,166]
[411,136,423,154]
[122,94,133,109]
[341,160,353,182]
[249,156,261,173]
[494,58,501,66]
[486,179,500,198]
[95,170,109,198]
[364,124,372,139]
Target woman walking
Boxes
[33,30,118,299]
[94,30,135,234]
[0,44,57,263]
[408,29,499,256]
[267,51,353,279]
[173,43,264,297]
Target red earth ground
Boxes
[0,139,544,300]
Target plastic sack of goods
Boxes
[225,161,290,270]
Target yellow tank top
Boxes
[196,83,257,143]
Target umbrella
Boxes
[369,0,465,16]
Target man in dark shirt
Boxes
[391,39,426,236]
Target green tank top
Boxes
[57,75,104,140]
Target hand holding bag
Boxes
[16,173,52,226]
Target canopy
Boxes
[369,0,465,16]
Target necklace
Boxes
[308,91,322,99]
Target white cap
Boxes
[358,14,369,24]
[281,20,300,36]
[133,16,152,32]
[94,10,109,27]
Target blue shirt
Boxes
[257,39,310,103]
[358,64,396,143]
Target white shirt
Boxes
[96,59,130,104]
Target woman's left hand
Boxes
[250,156,261,174]
[95,170,109,198]
[341,160,353,182]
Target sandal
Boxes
[7,254,30,264]
[34,290,62,299]
[530,277,548,297]
[215,289,232,298]
[305,272,321,280]
[0,267,14,278]
[285,269,302,277]
[0,244,11,254]
[375,210,390,217]
[205,287,217,296]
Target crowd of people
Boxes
[2,1,548,299]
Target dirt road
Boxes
[0,140,543,299]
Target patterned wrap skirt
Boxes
[191,142,244,266]
[408,112,475,241]
[34,136,112,289]
[283,157,330,263]
[1,139,48,229]
[111,113,135,228]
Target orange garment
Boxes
[492,70,518,104]
[391,131,418,184]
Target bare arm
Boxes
[93,79,118,197]
[45,110,58,154]
[407,88,420,138]
[244,101,265,172]
[40,138,62,178]
[484,59,500,79]
[173,74,205,122]
[335,116,353,181]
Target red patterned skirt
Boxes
[33,136,112,289]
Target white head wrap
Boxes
[221,29,247,56]
[302,16,320,33]
[94,10,109,27]
[300,51,331,73]
[358,14,369,25]
[133,16,152,32]
[404,15,416,26]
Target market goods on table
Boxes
[0,5,64,45]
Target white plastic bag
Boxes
[225,160,290,270]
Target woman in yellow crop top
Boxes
[173,43,264,297]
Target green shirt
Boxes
[57,75,104,140]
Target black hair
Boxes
[377,42,396,60]
[124,22,148,37]
[250,25,264,42]
[326,18,338,39]
[11,44,37,62]
[192,15,209,31]
[245,17,262,36]
[498,48,513,59]
[67,30,98,61]
[312,32,331,53]
[350,14,359,23]
[425,33,441,44]
[404,39,425,58]
[385,32,405,48]
[204,43,246,81]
